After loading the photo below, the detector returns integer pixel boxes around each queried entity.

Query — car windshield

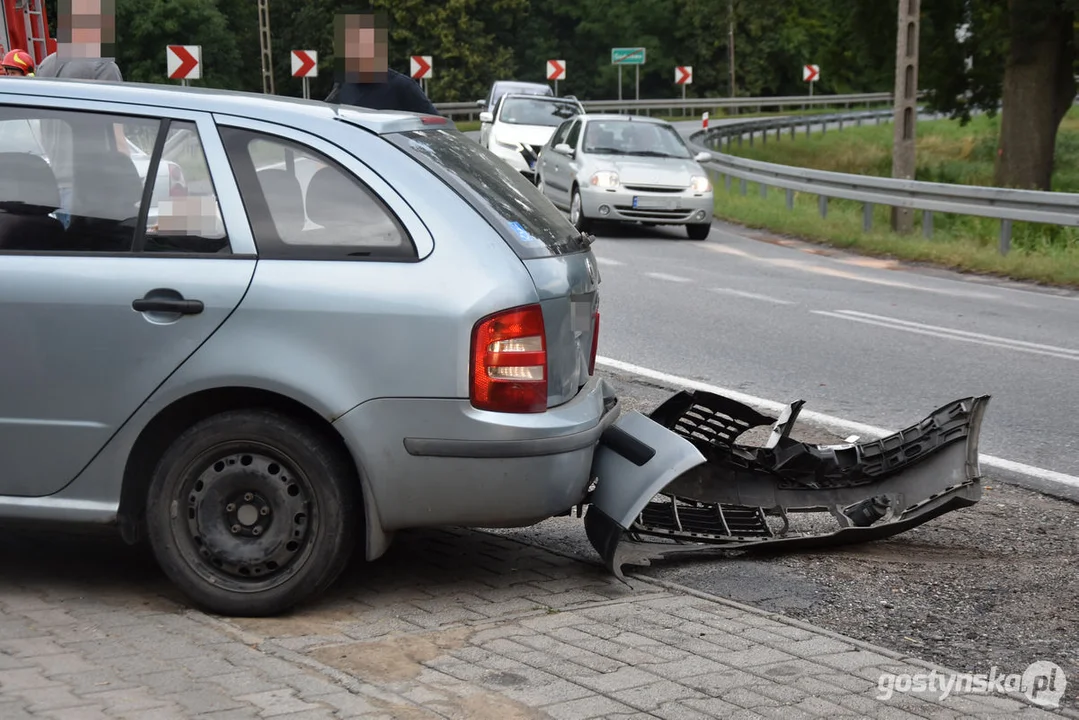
[499,98,581,127]
[582,120,692,159]
[387,128,589,259]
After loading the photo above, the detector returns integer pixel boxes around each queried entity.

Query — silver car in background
[535,114,716,240]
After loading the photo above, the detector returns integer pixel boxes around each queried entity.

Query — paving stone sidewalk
[0,526,1072,720]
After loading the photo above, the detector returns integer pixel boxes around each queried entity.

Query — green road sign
[611,47,646,65]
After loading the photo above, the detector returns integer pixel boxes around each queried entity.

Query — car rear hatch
[384,125,598,408]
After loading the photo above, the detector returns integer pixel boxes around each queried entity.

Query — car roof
[578,113,671,124]
[500,93,581,104]
[492,81,551,92]
[0,77,450,135]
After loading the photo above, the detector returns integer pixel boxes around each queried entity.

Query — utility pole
[891,0,919,233]
[728,0,736,97]
[258,0,274,95]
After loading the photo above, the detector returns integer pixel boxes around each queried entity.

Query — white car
[479,94,584,183]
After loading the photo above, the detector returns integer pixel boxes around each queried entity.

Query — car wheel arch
[117,386,390,561]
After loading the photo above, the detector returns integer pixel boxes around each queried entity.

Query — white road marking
[645,272,693,283]
[710,288,795,305]
[700,244,1002,300]
[596,355,1079,493]
[815,310,1079,362]
[594,256,624,266]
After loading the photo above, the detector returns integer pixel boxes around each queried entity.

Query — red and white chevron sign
[166,45,201,80]
[410,55,432,80]
[803,64,820,82]
[546,59,565,81]
[675,66,692,85]
[291,50,318,78]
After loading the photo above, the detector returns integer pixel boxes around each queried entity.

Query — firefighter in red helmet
[2,50,36,76]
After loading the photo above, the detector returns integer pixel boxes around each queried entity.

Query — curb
[483,528,1079,718]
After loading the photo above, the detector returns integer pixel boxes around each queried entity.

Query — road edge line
[597,356,1079,502]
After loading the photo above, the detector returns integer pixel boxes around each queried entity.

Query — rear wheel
[570,187,592,233]
[686,222,711,240]
[145,409,358,617]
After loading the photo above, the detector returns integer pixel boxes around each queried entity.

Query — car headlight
[590,171,619,188]
[690,175,712,192]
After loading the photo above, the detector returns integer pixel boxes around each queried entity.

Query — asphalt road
[588,222,1079,479]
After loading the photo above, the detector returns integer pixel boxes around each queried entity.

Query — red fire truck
[0,0,56,67]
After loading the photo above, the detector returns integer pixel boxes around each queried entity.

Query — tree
[921,0,1078,190]
[115,0,243,90]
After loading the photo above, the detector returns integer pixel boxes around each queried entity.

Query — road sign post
[410,55,432,96]
[291,50,318,99]
[167,45,201,86]
[611,47,646,104]
[675,65,692,104]
[803,64,820,96]
[546,59,565,96]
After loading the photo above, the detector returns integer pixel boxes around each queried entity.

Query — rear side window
[387,128,589,259]
[218,127,415,261]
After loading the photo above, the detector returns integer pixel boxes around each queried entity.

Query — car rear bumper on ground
[332,374,621,532]
[581,185,714,225]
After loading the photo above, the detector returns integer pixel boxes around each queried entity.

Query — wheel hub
[183,451,312,581]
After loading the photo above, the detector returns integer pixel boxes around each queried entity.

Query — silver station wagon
[0,78,992,618]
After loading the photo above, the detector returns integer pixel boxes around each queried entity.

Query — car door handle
[132,297,204,315]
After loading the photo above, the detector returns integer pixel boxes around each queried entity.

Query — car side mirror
[479,111,493,123]
[476,99,485,107]
[694,151,713,163]
[555,143,574,156]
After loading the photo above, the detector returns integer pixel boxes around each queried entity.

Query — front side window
[564,120,582,150]
[0,105,159,253]
[218,127,414,260]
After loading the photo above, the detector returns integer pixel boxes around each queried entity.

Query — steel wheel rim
[172,442,319,593]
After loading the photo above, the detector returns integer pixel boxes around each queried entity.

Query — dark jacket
[326,68,439,116]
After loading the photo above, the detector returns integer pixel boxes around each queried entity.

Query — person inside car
[324,11,439,116]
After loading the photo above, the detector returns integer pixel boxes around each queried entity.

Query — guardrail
[687,110,1079,255]
[434,91,894,120]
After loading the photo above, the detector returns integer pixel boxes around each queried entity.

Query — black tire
[145,409,359,617]
[686,222,711,240]
[570,187,592,233]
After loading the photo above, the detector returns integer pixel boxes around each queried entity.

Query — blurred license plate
[633,196,674,209]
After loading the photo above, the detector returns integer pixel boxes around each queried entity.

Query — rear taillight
[470,304,547,413]
[589,311,599,375]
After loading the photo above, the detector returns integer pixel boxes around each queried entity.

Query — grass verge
[710,108,1079,288]
[708,175,1079,288]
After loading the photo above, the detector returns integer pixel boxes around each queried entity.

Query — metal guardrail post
[786,189,794,209]
[740,178,747,195]
[819,195,828,218]
[923,211,933,238]
[863,203,873,231]
[1000,220,1012,255]
[760,182,768,199]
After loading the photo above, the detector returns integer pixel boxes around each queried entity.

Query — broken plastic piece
[584,390,991,579]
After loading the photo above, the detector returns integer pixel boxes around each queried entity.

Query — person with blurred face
[325,12,439,115]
